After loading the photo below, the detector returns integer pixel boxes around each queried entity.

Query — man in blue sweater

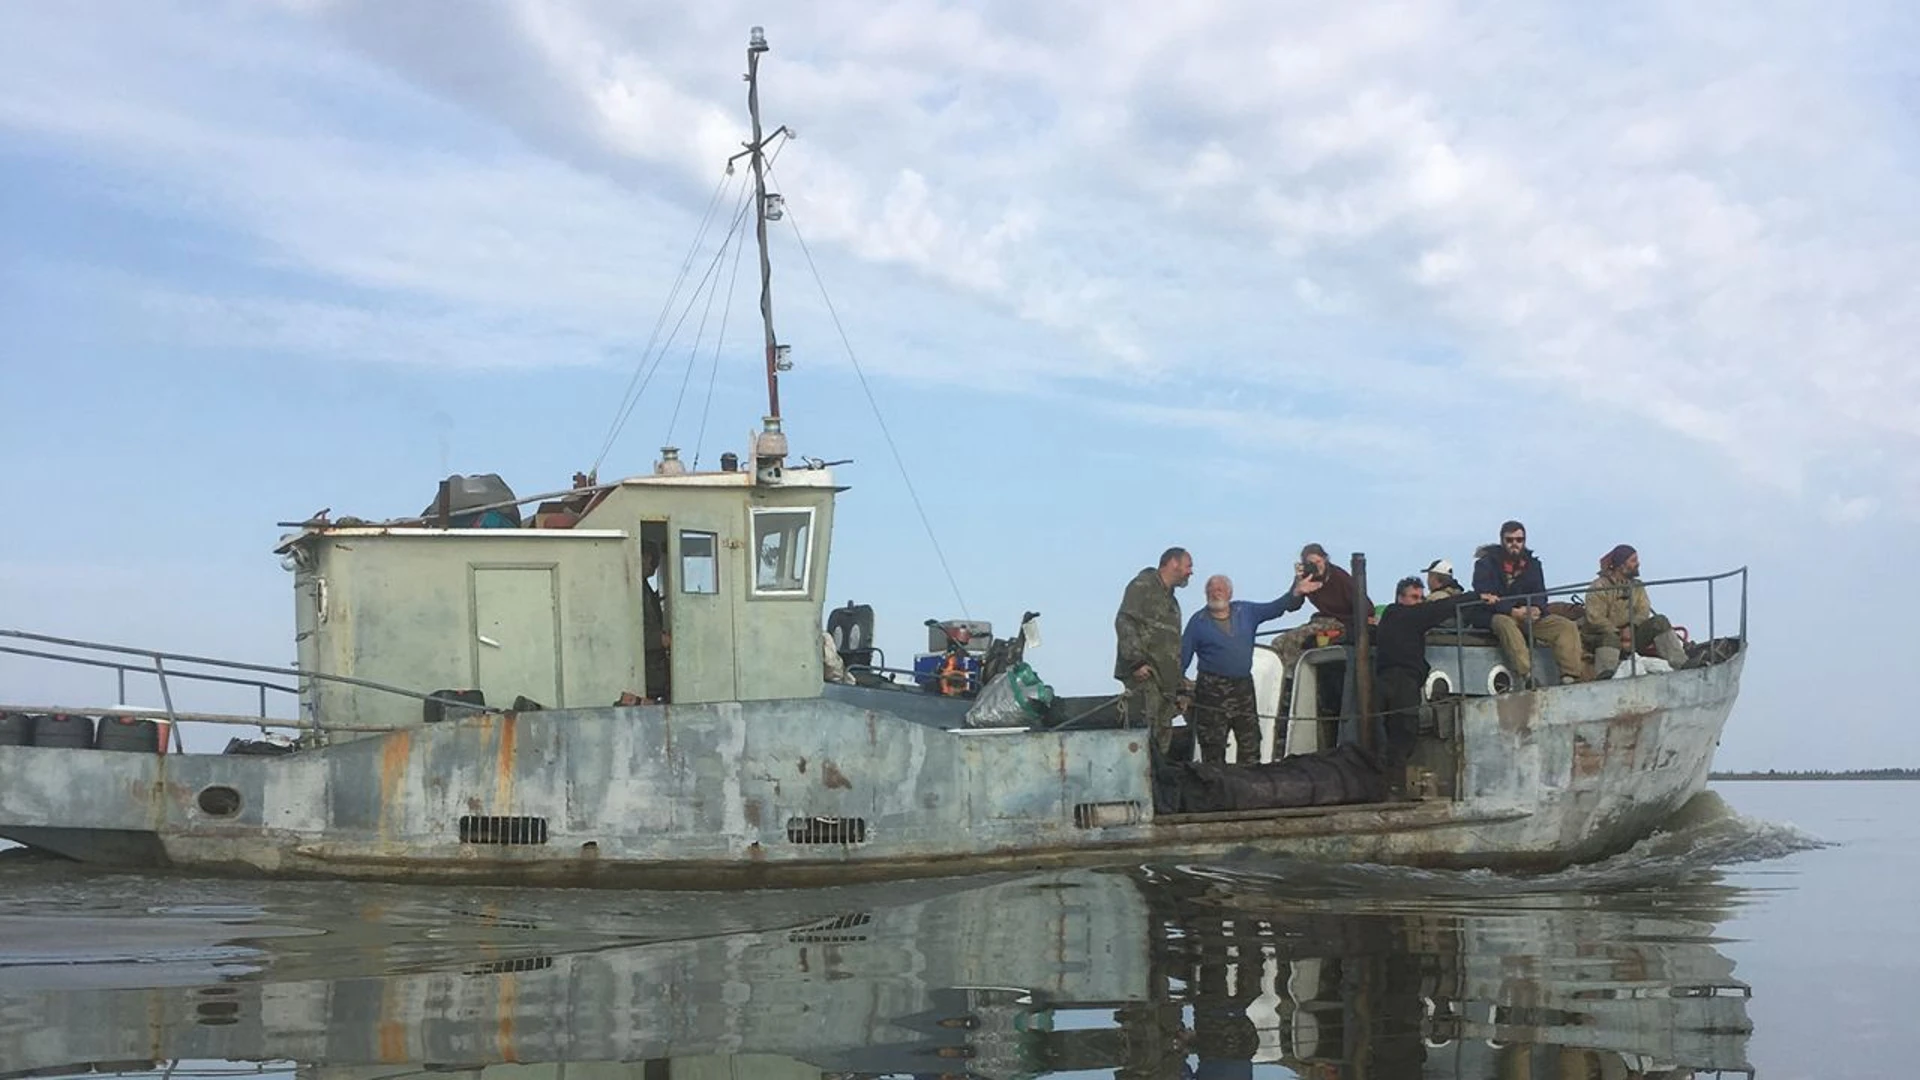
[1180,572,1323,764]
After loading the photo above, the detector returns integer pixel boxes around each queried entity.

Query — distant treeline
[1712,768,1920,781]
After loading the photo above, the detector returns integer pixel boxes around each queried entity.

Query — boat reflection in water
[0,862,1751,1079]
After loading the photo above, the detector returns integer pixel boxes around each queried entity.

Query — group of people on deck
[1113,519,1697,770]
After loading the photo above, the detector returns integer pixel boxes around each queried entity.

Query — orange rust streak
[378,730,413,838]
[377,1020,407,1063]
[1572,734,1606,779]
[494,713,518,811]
[377,970,407,1061]
[497,975,519,1062]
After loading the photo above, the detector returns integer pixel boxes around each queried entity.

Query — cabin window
[751,507,814,596]
[679,531,719,594]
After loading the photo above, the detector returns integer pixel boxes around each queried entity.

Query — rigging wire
[594,137,791,475]
[666,192,737,443]
[766,159,971,619]
[595,175,752,472]
[592,168,734,474]
[693,209,750,470]
[595,167,744,466]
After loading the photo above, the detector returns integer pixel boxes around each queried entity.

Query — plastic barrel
[34,713,96,749]
[96,714,161,753]
[0,711,32,746]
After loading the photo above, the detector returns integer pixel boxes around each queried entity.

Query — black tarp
[1155,743,1390,814]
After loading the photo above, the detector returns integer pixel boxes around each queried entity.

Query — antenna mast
[746,26,781,420]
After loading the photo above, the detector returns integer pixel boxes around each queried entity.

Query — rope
[1047,692,1129,730]
[766,159,970,618]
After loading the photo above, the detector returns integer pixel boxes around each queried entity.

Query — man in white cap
[1424,559,1465,600]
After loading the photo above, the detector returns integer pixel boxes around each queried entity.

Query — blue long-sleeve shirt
[1180,591,1308,678]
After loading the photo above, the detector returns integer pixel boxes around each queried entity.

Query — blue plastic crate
[912,652,980,694]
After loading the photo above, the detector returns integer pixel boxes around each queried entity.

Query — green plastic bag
[1006,661,1055,721]
[964,661,1055,728]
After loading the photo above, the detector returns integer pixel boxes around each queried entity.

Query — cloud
[2,0,1917,512]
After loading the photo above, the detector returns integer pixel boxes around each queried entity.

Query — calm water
[0,781,1908,1079]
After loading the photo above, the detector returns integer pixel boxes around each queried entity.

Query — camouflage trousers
[1584,614,1688,675]
[1119,678,1179,756]
[1190,671,1260,764]
[1269,616,1347,679]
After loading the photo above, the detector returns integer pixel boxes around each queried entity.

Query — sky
[1,1,1915,769]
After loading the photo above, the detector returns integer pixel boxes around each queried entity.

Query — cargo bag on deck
[1155,743,1389,814]
[963,662,1055,728]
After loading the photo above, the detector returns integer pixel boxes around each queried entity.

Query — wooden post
[1351,552,1375,755]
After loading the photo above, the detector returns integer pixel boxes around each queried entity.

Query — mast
[746,26,780,420]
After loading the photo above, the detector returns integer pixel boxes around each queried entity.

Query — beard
[1207,598,1230,614]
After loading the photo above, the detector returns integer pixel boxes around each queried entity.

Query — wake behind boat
[0,28,1747,887]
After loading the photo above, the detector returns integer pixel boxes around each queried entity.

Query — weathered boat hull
[0,654,1740,884]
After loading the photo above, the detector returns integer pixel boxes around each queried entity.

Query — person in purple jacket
[1180,571,1323,764]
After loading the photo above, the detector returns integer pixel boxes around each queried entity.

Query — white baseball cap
[1422,558,1454,577]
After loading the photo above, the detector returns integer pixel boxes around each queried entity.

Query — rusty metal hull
[0,655,1741,884]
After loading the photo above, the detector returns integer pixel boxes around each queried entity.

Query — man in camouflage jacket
[1114,547,1193,754]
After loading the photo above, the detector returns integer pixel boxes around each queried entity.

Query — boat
[0,27,1748,886]
[0,864,1753,1078]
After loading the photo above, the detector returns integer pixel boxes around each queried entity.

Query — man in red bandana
[1583,544,1691,676]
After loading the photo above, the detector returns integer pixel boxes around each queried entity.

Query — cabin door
[671,526,736,702]
[470,565,563,709]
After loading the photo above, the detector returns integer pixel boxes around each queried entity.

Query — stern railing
[0,628,499,745]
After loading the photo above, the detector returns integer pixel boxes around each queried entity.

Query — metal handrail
[1451,565,1750,614]
[0,703,397,734]
[1253,566,1749,700]
[1439,566,1749,691]
[0,644,300,698]
[1255,567,1749,633]
[0,628,498,736]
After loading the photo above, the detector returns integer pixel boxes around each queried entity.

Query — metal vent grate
[789,912,873,944]
[458,815,549,845]
[1073,801,1143,828]
[463,956,555,976]
[786,816,868,844]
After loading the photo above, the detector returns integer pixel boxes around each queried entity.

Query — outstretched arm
[1471,559,1517,614]
[1415,590,1489,633]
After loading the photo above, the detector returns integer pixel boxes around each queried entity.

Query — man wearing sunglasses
[1470,520,1586,688]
